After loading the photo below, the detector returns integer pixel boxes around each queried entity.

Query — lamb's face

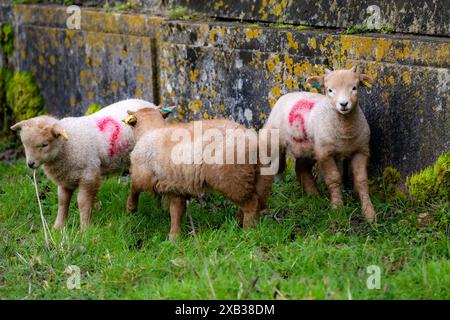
[11,118,67,169]
[324,69,360,115]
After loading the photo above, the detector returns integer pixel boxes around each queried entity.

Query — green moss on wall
[369,166,407,202]
[85,103,102,115]
[1,67,13,131]
[406,152,450,204]
[6,71,45,122]
[0,23,14,59]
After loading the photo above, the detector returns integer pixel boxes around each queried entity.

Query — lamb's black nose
[27,161,35,169]
[340,102,349,107]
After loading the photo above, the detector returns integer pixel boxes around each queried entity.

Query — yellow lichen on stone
[189,100,202,113]
[135,88,142,97]
[286,32,298,51]
[245,29,263,40]
[137,73,144,84]
[402,70,412,85]
[310,37,317,49]
[271,86,281,98]
[190,70,199,82]
[214,0,224,10]
[266,54,280,73]
[111,80,118,95]
[388,75,395,86]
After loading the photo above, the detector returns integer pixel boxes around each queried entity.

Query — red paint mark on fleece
[96,117,122,158]
[288,100,315,144]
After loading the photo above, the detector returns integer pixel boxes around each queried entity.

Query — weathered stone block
[160,20,450,176]
[10,5,162,116]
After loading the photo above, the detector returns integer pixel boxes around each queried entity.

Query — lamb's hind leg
[54,186,74,229]
[295,158,319,195]
[239,194,260,228]
[77,176,100,231]
[169,196,186,241]
[351,153,376,222]
[127,167,153,213]
[127,182,141,214]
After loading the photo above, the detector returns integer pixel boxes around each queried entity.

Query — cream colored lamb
[264,66,376,222]
[11,99,156,230]
[124,107,273,241]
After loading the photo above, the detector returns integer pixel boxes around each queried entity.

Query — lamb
[264,66,376,222]
[11,99,156,230]
[123,107,272,241]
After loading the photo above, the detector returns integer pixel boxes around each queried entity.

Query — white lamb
[11,99,156,229]
[264,66,376,222]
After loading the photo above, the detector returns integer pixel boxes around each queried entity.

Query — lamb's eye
[41,143,48,148]
[352,86,357,90]
[328,89,333,93]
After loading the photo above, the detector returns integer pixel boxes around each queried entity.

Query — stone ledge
[171,0,450,37]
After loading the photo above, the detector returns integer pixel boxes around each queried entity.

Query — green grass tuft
[0,160,448,299]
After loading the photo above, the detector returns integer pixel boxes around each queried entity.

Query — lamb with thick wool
[124,107,272,241]
[264,66,376,222]
[11,99,156,230]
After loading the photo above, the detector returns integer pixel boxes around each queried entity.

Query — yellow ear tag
[361,80,373,89]
[61,130,69,141]
[124,114,136,125]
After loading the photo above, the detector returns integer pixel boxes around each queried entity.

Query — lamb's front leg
[169,196,186,241]
[318,155,343,208]
[54,186,74,229]
[351,153,376,222]
[77,177,100,230]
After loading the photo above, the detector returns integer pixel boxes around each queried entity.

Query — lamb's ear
[127,110,135,116]
[51,123,69,141]
[10,120,27,132]
[306,75,324,86]
[360,73,374,88]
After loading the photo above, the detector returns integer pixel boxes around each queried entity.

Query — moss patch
[85,103,102,115]
[0,67,13,132]
[406,152,450,204]
[369,166,407,202]
[6,71,45,122]
[0,23,14,59]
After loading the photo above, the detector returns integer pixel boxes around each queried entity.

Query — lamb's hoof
[331,200,343,209]
[80,222,90,232]
[169,233,179,242]
[127,206,137,214]
[363,208,377,223]
[53,222,63,230]
[127,200,138,214]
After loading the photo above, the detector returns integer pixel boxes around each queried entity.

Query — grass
[0,159,449,299]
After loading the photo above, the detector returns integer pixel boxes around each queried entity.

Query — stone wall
[1,2,449,177]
